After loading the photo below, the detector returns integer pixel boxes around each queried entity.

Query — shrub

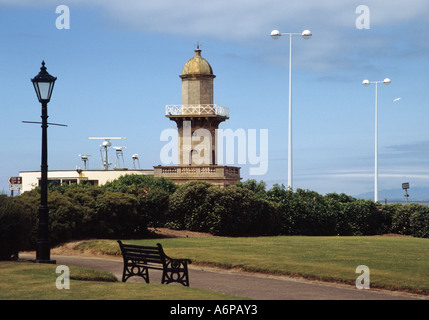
[167,181,216,231]
[167,182,281,236]
[6,177,429,246]
[235,179,267,199]
[325,192,356,203]
[103,174,177,195]
[335,200,384,236]
[208,186,255,236]
[409,205,429,238]
[104,174,175,229]
[48,190,87,245]
[266,184,296,235]
[45,186,105,245]
[92,191,141,238]
[376,203,399,234]
[243,197,282,236]
[266,186,337,236]
[14,183,150,244]
[389,203,418,235]
[0,195,34,260]
[293,189,336,236]
[137,186,170,227]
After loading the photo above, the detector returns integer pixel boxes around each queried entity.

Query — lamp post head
[383,78,391,85]
[270,30,281,40]
[362,79,370,87]
[301,30,312,39]
[31,61,57,103]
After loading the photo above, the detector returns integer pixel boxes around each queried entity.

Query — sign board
[10,184,22,191]
[8,177,22,191]
[8,177,22,185]
[402,182,410,190]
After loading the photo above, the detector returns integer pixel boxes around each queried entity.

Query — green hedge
[1,176,429,260]
[166,182,281,236]
[385,203,429,237]
[5,175,174,255]
[166,181,428,238]
[0,195,34,260]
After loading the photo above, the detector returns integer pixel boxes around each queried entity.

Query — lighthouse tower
[154,47,241,187]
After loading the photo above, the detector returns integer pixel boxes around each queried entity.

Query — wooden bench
[117,240,192,286]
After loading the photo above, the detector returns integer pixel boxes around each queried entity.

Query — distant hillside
[355,187,429,203]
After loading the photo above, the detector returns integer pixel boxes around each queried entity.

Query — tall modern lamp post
[362,78,391,203]
[31,61,57,264]
[271,29,312,190]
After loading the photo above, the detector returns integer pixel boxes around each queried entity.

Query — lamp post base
[35,259,57,264]
[36,205,54,264]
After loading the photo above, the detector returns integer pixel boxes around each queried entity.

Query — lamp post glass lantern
[270,29,311,190]
[31,61,57,264]
[32,61,57,102]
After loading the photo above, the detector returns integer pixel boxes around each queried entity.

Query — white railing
[157,165,240,177]
[166,104,229,117]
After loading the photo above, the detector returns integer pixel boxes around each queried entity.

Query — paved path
[20,254,427,300]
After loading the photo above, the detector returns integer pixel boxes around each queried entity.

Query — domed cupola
[180,46,215,106]
[180,46,214,77]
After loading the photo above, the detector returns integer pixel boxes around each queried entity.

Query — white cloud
[2,0,429,72]
[94,0,429,36]
[4,0,428,38]
[94,0,429,72]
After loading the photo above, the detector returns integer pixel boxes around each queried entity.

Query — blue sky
[1,0,429,198]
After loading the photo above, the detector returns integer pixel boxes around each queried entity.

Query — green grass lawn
[73,235,429,294]
[0,261,245,300]
[7,235,429,299]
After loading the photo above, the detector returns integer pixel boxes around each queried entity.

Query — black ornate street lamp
[31,61,57,264]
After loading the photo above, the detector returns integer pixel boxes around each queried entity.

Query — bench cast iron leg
[162,269,189,286]
[122,264,150,283]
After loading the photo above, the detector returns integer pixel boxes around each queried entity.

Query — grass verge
[0,261,246,300]
[71,236,429,295]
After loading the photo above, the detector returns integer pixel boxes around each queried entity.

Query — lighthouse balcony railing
[166,105,229,118]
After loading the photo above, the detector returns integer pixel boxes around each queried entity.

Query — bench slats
[124,250,163,257]
[127,256,164,264]
[121,246,160,253]
[122,245,159,250]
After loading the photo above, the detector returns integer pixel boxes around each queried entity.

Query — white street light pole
[362,78,391,203]
[271,29,311,191]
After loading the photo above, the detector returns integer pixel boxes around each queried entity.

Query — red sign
[8,177,22,185]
